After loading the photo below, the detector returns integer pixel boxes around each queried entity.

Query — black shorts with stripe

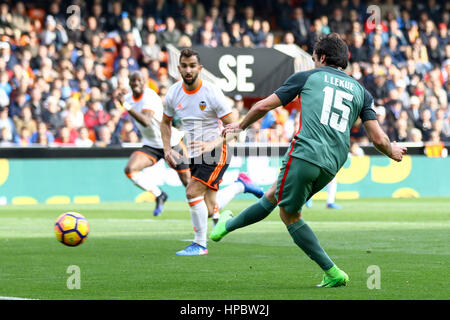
[190,144,231,191]
[136,142,190,172]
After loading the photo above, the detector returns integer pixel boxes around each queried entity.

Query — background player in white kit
[161,48,254,256]
[118,71,190,216]
[118,71,263,219]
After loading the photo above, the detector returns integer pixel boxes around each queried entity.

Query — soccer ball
[54,212,89,246]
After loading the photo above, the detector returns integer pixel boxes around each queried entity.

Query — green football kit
[274,66,377,213]
[211,65,378,286]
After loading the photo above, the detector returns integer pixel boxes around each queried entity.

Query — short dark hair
[179,48,200,64]
[313,33,349,69]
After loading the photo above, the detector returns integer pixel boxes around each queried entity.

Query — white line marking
[0,296,39,300]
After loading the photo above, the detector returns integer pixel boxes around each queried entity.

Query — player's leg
[326,177,341,209]
[277,157,348,287]
[210,180,277,242]
[173,142,191,187]
[124,150,168,216]
[176,169,191,187]
[215,173,264,211]
[204,188,217,217]
[176,178,209,255]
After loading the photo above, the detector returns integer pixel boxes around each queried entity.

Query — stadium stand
[0,0,448,148]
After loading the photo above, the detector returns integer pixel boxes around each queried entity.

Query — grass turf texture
[0,198,449,300]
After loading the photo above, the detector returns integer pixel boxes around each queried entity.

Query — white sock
[216,181,245,210]
[327,178,337,204]
[129,171,162,197]
[188,197,208,247]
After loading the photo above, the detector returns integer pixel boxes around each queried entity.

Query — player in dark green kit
[211,33,407,287]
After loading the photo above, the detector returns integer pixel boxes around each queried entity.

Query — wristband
[122,101,132,111]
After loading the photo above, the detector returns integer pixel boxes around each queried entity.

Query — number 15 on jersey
[320,86,353,133]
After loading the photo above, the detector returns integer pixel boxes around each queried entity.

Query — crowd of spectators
[0,0,449,153]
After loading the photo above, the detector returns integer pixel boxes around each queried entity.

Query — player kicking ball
[211,33,407,287]
[118,71,191,216]
[161,48,252,256]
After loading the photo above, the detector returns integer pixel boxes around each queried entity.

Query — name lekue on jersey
[324,74,355,92]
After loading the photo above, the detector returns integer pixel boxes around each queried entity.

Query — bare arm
[363,119,407,161]
[161,114,179,168]
[160,114,173,153]
[127,108,154,127]
[116,90,154,127]
[239,93,283,130]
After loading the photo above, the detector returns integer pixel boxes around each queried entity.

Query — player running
[161,48,252,256]
[211,33,407,287]
[118,71,190,216]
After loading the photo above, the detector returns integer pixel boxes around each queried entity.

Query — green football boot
[317,265,349,288]
[210,210,233,242]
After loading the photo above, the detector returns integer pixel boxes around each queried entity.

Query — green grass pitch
[0,198,449,300]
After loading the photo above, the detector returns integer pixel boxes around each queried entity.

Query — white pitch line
[0,296,39,300]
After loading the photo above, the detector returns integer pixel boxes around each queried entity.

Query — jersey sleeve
[360,88,377,122]
[143,91,162,112]
[163,88,175,118]
[212,86,232,119]
[274,71,312,106]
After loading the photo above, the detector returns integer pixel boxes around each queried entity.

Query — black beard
[183,74,197,85]
[132,87,143,96]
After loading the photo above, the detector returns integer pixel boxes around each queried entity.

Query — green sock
[225,196,277,232]
[287,219,334,271]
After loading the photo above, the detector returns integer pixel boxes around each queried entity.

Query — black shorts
[189,144,231,191]
[136,142,190,173]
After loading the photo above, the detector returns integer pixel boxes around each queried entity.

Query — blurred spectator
[229,21,242,46]
[114,45,139,73]
[410,128,423,143]
[142,33,162,64]
[106,0,123,32]
[84,100,110,130]
[158,16,181,49]
[406,96,422,127]
[290,7,310,47]
[41,95,64,133]
[0,0,447,149]
[437,24,449,47]
[94,125,115,147]
[31,121,54,144]
[394,118,410,142]
[75,126,93,147]
[329,7,351,36]
[14,105,37,134]
[247,19,265,47]
[53,126,75,146]
[119,16,143,48]
[417,108,434,141]
[61,98,84,129]
[349,33,369,63]
[17,127,32,146]
[196,16,220,47]
[0,105,16,137]
[41,16,68,51]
